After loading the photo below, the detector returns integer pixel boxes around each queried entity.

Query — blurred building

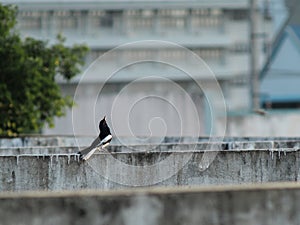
[261,1,300,109]
[4,0,274,136]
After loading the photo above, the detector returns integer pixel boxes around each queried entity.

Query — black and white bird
[78,116,112,161]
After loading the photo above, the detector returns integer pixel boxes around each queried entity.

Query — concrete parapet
[2,138,300,155]
[0,136,93,148]
[2,136,300,147]
[0,148,299,191]
[0,182,299,225]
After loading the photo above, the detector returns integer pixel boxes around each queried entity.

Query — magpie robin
[78,116,112,161]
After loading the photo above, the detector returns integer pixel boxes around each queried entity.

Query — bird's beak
[103,116,106,120]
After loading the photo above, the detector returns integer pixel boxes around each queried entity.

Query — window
[191,9,210,16]
[18,11,42,29]
[90,10,122,29]
[159,9,187,29]
[89,10,103,27]
[225,9,248,20]
[159,9,187,16]
[55,11,78,30]
[160,17,185,29]
[125,10,154,30]
[100,14,113,28]
[192,48,223,60]
[190,9,222,27]
[232,43,249,53]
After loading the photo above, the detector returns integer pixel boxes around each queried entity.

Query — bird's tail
[77,136,101,161]
[78,135,112,161]
[79,147,98,161]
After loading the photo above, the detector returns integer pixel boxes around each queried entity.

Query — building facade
[4,0,274,137]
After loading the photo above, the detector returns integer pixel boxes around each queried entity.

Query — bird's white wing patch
[98,134,112,146]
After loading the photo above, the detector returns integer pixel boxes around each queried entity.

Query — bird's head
[99,116,107,129]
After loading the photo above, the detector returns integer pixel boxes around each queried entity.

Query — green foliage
[0,4,89,136]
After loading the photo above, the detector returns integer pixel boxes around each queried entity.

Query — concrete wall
[0,136,299,224]
[0,148,299,191]
[0,183,299,225]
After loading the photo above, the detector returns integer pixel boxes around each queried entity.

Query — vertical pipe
[250,0,260,110]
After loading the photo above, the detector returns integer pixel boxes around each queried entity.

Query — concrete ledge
[0,136,94,148]
[1,139,300,155]
[0,149,299,191]
[2,136,300,147]
[0,182,299,225]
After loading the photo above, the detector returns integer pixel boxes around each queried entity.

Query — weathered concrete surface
[2,136,300,147]
[0,136,94,148]
[2,138,300,155]
[0,136,200,147]
[0,149,299,191]
[0,183,300,225]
